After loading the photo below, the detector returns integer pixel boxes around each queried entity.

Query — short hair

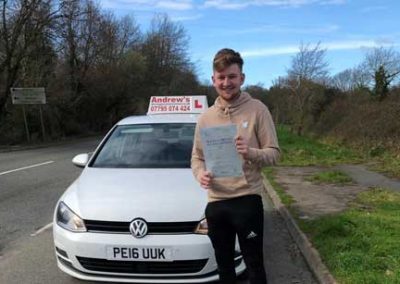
[213,48,244,72]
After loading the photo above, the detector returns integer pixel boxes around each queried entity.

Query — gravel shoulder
[274,166,367,219]
[274,165,400,220]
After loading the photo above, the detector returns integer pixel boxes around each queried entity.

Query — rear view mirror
[72,153,90,168]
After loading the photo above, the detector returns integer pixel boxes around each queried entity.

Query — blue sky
[99,0,400,87]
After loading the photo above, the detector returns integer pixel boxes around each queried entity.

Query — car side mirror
[72,153,90,168]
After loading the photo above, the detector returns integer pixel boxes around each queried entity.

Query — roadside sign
[11,87,47,142]
[147,96,208,115]
[11,88,46,105]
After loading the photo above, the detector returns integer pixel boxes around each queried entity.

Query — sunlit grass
[305,170,353,185]
[276,125,400,178]
[276,125,361,166]
[300,188,400,284]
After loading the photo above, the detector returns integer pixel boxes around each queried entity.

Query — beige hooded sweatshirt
[191,92,280,202]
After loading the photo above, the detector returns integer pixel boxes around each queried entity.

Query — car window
[91,123,195,168]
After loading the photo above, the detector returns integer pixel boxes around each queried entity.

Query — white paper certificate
[200,124,243,178]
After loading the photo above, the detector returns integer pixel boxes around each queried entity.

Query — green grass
[277,125,361,166]
[369,152,400,179]
[300,188,400,284]
[263,167,295,207]
[277,125,400,178]
[268,127,400,283]
[305,170,353,185]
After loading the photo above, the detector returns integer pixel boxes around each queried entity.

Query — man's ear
[240,73,245,85]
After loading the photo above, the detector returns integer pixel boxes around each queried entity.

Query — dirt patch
[274,166,368,219]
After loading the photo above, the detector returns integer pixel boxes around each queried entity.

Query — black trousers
[205,194,267,284]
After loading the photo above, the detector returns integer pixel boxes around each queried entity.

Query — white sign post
[11,88,47,142]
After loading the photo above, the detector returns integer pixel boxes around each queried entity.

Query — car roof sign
[147,96,208,115]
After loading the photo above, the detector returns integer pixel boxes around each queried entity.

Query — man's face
[212,64,245,101]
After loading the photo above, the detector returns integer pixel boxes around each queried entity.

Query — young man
[191,48,280,284]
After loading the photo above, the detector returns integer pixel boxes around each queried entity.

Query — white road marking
[0,161,54,176]
[31,222,53,237]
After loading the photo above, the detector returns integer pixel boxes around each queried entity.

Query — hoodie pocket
[211,174,249,193]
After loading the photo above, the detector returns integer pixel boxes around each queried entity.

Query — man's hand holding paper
[235,135,250,160]
[198,170,213,189]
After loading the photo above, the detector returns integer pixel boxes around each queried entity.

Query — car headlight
[56,202,86,232]
[194,218,208,234]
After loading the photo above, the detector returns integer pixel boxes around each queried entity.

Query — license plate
[106,246,173,261]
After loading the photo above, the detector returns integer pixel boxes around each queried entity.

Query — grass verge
[368,152,400,179]
[305,170,353,185]
[278,125,400,178]
[300,188,400,284]
[267,126,400,283]
[263,167,294,207]
[277,125,361,166]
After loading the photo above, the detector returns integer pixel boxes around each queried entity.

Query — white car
[53,96,246,283]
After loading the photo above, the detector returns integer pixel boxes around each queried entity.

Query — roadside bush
[307,91,400,154]
[334,96,400,151]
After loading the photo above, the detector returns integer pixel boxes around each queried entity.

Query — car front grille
[84,220,198,234]
[77,257,208,274]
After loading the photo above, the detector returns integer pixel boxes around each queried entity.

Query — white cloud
[241,40,398,58]
[320,0,346,5]
[100,0,194,11]
[156,1,194,10]
[202,0,346,10]
[101,0,346,11]
[360,5,388,13]
[171,14,204,22]
[220,24,339,35]
[242,46,299,57]
[203,0,249,10]
[325,40,396,50]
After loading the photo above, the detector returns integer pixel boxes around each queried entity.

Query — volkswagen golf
[53,96,246,283]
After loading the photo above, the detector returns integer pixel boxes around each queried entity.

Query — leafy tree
[373,65,389,101]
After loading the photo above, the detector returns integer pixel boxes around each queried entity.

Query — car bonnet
[62,168,207,222]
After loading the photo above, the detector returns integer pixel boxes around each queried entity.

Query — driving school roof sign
[147,96,208,115]
[11,87,46,105]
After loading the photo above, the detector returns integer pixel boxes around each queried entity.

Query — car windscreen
[91,123,195,168]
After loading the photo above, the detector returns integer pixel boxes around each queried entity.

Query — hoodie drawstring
[223,106,232,122]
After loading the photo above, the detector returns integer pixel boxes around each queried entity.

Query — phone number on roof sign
[150,105,191,112]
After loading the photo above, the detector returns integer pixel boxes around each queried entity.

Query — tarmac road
[0,138,316,284]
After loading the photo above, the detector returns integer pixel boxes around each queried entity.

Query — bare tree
[284,42,329,135]
[141,14,192,97]
[54,0,145,132]
[117,15,141,56]
[288,42,329,82]
[57,0,103,96]
[0,0,58,117]
[331,69,354,92]
[331,67,370,93]
[0,2,199,142]
[92,13,141,66]
[351,65,370,90]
